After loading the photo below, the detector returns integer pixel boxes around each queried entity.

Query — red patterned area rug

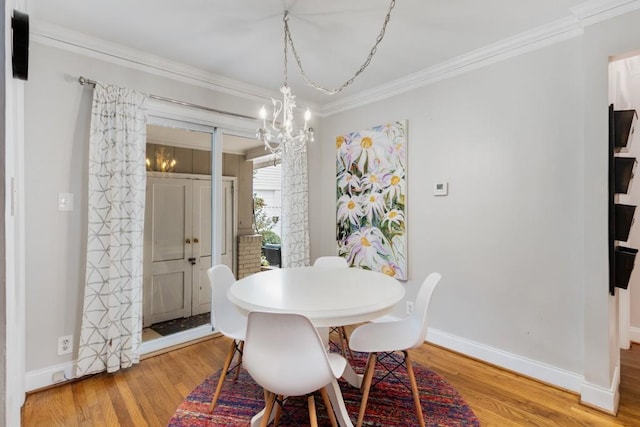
[168,352,480,426]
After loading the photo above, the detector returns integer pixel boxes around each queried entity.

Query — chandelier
[146,146,177,172]
[257,1,397,156]
[257,80,314,156]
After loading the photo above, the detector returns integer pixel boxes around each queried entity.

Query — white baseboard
[580,367,620,414]
[139,324,214,355]
[630,326,640,343]
[25,361,75,392]
[427,328,619,413]
[427,328,584,392]
[26,324,215,392]
[27,325,622,414]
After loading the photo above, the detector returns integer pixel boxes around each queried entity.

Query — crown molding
[320,16,582,116]
[321,0,640,116]
[30,20,282,105]
[571,0,640,26]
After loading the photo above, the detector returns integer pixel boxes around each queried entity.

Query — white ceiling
[28,0,594,107]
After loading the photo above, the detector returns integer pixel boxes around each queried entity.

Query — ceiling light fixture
[257,0,397,156]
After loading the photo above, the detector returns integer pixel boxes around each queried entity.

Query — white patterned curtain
[76,82,147,377]
[281,143,311,267]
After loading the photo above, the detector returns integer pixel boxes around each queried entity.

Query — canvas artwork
[336,120,408,280]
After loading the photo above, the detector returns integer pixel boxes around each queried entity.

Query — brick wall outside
[237,234,262,279]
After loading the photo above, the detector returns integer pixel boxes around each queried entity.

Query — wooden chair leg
[320,387,339,427]
[308,395,318,427]
[345,327,355,361]
[210,338,236,412]
[356,352,377,427]
[328,327,340,354]
[234,340,244,380]
[273,395,283,427]
[261,392,276,427]
[337,328,348,359]
[404,350,425,427]
[338,327,354,361]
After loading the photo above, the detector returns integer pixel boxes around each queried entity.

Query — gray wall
[320,38,585,372]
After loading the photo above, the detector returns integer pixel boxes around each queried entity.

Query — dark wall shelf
[615,246,638,289]
[614,157,636,194]
[615,204,636,241]
[614,110,637,148]
[609,105,639,294]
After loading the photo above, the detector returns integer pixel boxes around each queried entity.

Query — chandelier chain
[257,3,397,156]
[283,0,396,96]
[283,11,289,87]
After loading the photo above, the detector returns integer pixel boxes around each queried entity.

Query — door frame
[141,99,256,355]
[221,176,238,275]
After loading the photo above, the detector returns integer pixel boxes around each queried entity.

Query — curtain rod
[77,76,258,121]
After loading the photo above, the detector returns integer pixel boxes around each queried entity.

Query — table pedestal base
[249,377,355,427]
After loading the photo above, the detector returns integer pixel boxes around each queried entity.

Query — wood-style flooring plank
[125,363,173,427]
[77,377,107,427]
[22,335,640,427]
[96,375,126,427]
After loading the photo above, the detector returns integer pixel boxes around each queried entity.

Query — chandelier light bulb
[259,105,267,128]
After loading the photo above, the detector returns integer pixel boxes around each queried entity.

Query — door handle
[188,257,196,265]
[193,238,199,243]
[186,238,191,244]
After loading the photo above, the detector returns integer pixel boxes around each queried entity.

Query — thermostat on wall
[434,182,448,196]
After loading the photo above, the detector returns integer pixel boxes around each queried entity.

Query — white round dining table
[228,266,405,327]
[228,265,405,427]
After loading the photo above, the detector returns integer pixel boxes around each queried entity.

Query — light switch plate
[58,193,74,211]
[434,182,448,196]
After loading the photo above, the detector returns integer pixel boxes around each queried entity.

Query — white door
[144,177,193,326]
[192,179,212,316]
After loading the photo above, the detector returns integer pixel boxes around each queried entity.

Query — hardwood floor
[22,336,640,426]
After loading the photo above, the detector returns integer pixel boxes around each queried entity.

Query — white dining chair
[349,272,442,427]
[312,256,354,361]
[208,264,247,413]
[243,311,347,427]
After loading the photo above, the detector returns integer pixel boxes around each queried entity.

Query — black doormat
[150,312,211,336]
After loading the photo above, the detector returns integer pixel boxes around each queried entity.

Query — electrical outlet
[406,301,414,315]
[57,335,73,355]
[52,371,66,383]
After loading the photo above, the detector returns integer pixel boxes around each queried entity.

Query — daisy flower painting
[336,121,408,280]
